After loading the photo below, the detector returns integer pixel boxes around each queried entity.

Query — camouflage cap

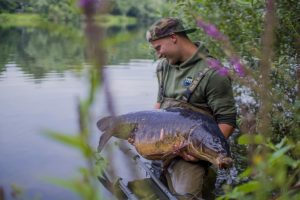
[146,17,196,42]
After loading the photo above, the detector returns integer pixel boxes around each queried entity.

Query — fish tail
[97,116,113,131]
[97,131,112,152]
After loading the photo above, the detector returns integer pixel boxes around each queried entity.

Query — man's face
[150,35,179,65]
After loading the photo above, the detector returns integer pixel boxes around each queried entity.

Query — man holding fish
[145,17,236,199]
[97,17,236,200]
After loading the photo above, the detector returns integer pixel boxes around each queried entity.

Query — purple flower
[229,57,245,77]
[206,58,223,69]
[79,0,93,8]
[217,67,229,76]
[79,0,98,14]
[196,19,206,28]
[196,19,227,41]
[206,58,229,76]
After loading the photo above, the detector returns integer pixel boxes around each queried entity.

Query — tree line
[0,0,167,22]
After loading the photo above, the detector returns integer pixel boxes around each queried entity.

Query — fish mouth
[216,157,233,169]
[187,144,233,169]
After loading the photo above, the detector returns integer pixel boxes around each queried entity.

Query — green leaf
[45,177,100,200]
[275,137,288,149]
[265,141,276,151]
[10,184,24,199]
[44,131,84,149]
[280,155,300,169]
[238,134,264,145]
[235,0,252,6]
[254,135,264,144]
[268,145,294,164]
[239,167,253,178]
[234,181,260,194]
[238,134,251,144]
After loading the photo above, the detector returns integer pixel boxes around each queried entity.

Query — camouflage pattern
[146,17,196,42]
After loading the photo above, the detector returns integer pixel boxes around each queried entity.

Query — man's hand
[172,141,200,162]
[128,137,134,145]
[177,150,199,162]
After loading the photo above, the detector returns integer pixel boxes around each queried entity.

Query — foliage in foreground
[4,0,297,199]
[44,1,108,199]
[165,0,300,199]
[218,136,300,200]
[43,0,299,199]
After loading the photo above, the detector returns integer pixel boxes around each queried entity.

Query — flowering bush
[167,0,300,199]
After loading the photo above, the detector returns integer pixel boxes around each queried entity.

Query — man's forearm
[218,123,235,139]
[154,102,161,109]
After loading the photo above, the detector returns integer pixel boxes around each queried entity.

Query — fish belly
[134,134,186,160]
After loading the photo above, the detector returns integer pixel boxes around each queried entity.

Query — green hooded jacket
[156,42,236,127]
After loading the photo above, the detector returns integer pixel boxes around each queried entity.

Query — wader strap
[161,98,214,119]
[182,68,210,102]
[157,68,164,101]
[157,61,168,102]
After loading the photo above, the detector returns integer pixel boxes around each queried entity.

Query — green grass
[0,13,137,28]
[94,14,137,27]
[0,13,45,28]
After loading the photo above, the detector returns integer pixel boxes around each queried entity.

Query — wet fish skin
[97,107,232,168]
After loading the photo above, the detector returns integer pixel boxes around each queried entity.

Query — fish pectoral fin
[97,131,112,152]
[144,153,165,160]
[161,144,188,160]
[161,153,178,161]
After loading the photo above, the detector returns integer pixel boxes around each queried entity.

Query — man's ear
[170,34,177,43]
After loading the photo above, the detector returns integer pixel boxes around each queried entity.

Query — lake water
[0,25,248,200]
[0,26,157,199]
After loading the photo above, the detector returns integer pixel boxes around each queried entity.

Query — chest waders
[156,66,218,200]
[157,66,214,119]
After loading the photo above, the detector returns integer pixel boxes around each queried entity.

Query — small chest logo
[183,76,193,87]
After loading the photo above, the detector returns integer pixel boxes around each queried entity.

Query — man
[146,17,236,199]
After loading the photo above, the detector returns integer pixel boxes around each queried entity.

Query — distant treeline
[0,0,167,22]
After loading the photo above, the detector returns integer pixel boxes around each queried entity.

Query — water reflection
[0,27,85,80]
[0,25,156,200]
[0,25,152,80]
[0,62,87,200]
[0,25,246,200]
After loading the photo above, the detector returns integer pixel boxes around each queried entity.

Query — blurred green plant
[166,0,299,140]
[10,184,24,200]
[165,0,300,199]
[1,0,298,199]
[167,2,299,140]
[42,0,109,199]
[44,129,106,199]
[218,136,300,200]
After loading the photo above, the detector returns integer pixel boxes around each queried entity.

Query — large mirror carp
[97,107,233,169]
